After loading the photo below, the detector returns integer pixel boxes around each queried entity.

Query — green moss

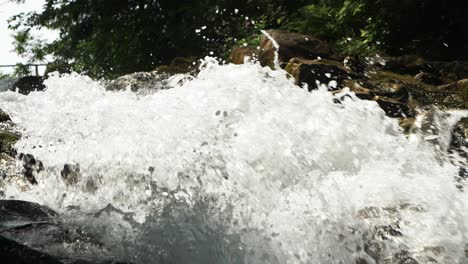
[0,132,20,156]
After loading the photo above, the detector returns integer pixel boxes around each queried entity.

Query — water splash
[260,30,280,69]
[0,59,467,263]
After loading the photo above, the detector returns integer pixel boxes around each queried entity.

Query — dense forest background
[8,0,468,78]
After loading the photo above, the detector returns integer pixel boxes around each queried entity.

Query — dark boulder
[0,109,11,122]
[0,235,63,264]
[0,200,56,224]
[11,76,46,95]
[343,56,367,76]
[381,55,431,75]
[428,61,468,84]
[285,57,361,91]
[0,200,133,264]
[18,153,44,185]
[0,200,61,254]
[414,72,443,85]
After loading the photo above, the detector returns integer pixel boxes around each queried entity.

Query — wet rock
[11,76,46,95]
[399,118,416,133]
[343,71,467,118]
[382,55,430,75]
[0,200,57,224]
[0,131,20,157]
[230,46,257,64]
[0,201,133,264]
[0,77,18,92]
[0,200,62,250]
[428,60,468,83]
[414,72,443,85]
[449,118,468,187]
[384,250,419,264]
[61,163,80,186]
[355,258,370,264]
[285,57,360,90]
[344,56,367,75]
[0,109,11,122]
[259,29,341,68]
[153,57,197,75]
[105,72,168,92]
[374,96,413,118]
[18,153,44,185]
[340,72,414,117]
[0,235,63,264]
[450,118,468,151]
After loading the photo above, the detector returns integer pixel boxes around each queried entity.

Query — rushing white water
[0,58,467,263]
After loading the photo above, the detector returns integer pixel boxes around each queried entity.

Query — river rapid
[0,58,467,263]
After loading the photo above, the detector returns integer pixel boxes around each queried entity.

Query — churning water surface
[0,58,467,263]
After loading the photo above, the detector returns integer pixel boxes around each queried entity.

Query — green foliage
[283,0,468,59]
[9,0,286,78]
[0,73,10,80]
[13,63,31,77]
[8,0,468,78]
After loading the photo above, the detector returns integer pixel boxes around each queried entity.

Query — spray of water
[0,58,467,263]
[260,30,280,69]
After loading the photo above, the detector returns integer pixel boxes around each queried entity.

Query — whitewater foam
[0,59,466,263]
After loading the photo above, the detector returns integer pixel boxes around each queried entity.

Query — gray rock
[105,72,171,92]
[0,77,18,92]
[0,235,63,264]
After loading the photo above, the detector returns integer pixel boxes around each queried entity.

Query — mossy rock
[399,118,416,133]
[342,70,467,118]
[0,132,20,157]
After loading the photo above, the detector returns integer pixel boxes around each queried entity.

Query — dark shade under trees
[8,0,468,78]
